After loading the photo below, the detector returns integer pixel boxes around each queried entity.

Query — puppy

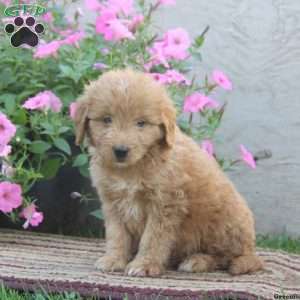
[74,69,264,277]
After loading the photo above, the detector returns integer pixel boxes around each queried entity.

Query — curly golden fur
[74,69,264,277]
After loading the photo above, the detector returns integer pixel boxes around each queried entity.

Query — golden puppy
[74,69,264,277]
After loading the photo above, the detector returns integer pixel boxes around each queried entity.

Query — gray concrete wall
[157,0,300,236]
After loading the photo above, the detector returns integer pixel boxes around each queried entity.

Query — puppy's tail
[228,254,264,275]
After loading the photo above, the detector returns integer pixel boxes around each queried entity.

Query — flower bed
[0,0,256,232]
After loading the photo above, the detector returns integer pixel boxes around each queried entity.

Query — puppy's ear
[161,103,176,148]
[74,100,89,145]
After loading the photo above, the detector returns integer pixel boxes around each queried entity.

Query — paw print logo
[4,16,45,47]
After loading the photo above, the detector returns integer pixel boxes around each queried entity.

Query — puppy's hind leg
[228,254,264,275]
[178,254,224,273]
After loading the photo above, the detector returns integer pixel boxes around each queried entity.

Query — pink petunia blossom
[21,204,44,229]
[0,145,11,157]
[69,102,78,120]
[33,41,62,59]
[212,70,233,90]
[61,31,85,47]
[96,9,134,41]
[147,28,191,68]
[0,113,16,147]
[151,70,190,85]
[163,28,191,60]
[22,91,62,113]
[157,0,176,5]
[150,72,168,84]
[95,8,117,36]
[128,14,144,32]
[0,182,22,213]
[148,41,169,68]
[84,0,102,11]
[107,0,133,16]
[201,140,214,157]
[164,70,191,85]
[240,144,256,169]
[41,12,54,23]
[183,93,219,113]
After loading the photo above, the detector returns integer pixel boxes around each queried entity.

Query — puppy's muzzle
[113,145,130,162]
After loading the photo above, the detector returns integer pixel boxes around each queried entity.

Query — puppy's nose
[113,145,129,161]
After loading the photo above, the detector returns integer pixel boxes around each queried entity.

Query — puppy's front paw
[125,258,164,277]
[95,255,127,272]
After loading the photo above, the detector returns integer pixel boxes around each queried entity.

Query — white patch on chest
[110,179,144,222]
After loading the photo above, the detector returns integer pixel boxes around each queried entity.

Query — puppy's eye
[137,120,146,128]
[103,116,112,124]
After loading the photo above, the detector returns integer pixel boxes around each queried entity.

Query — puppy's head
[74,69,176,168]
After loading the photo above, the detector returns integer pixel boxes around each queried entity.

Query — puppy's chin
[113,161,130,168]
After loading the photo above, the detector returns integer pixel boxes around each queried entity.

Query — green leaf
[90,209,104,220]
[59,64,74,77]
[0,93,16,115]
[58,126,70,134]
[194,36,205,48]
[73,153,88,167]
[29,141,52,154]
[79,165,90,178]
[0,93,11,102]
[4,96,16,115]
[40,158,61,179]
[54,138,71,155]
[40,122,55,134]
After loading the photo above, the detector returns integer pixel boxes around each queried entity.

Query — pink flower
[163,28,191,60]
[212,70,233,90]
[69,102,78,120]
[157,0,176,5]
[183,93,219,113]
[201,140,214,157]
[151,70,190,85]
[93,62,109,70]
[58,29,74,37]
[128,14,144,32]
[84,0,102,10]
[95,8,117,35]
[107,0,133,16]
[21,204,44,229]
[0,145,11,157]
[165,70,191,85]
[22,91,62,113]
[147,28,191,68]
[0,0,12,5]
[42,12,54,23]
[0,113,16,147]
[240,144,256,169]
[148,41,169,68]
[34,41,61,59]
[61,31,85,47]
[0,182,22,213]
[96,9,134,42]
[101,48,110,55]
[151,73,168,84]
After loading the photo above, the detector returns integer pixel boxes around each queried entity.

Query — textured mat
[0,230,299,300]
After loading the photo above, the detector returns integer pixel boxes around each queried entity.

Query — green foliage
[257,234,300,254]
